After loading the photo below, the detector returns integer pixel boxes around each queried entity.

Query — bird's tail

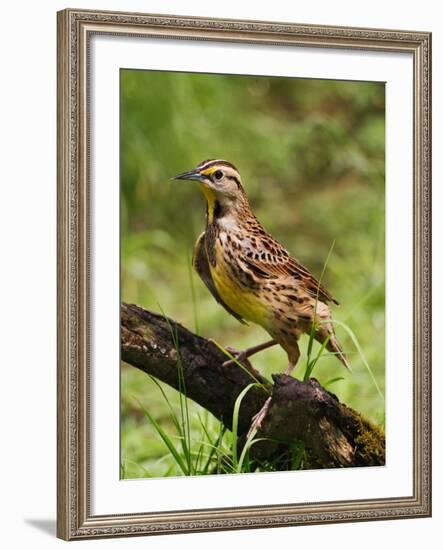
[311,301,351,371]
[326,332,352,371]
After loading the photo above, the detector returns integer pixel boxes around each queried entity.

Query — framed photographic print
[57,8,431,540]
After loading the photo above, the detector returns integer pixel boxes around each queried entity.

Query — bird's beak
[172,168,205,182]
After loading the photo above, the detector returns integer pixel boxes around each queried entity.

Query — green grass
[122,375,264,477]
[122,309,271,477]
[121,261,382,479]
[120,70,385,478]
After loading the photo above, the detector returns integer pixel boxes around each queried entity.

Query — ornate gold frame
[57,8,431,540]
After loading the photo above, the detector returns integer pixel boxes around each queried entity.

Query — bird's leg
[222,339,277,368]
[246,344,300,437]
[284,362,296,376]
[247,396,273,438]
[283,343,300,376]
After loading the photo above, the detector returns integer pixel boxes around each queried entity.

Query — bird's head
[173,159,248,221]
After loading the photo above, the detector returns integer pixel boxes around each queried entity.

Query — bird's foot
[208,339,277,371]
[247,397,272,438]
[222,346,254,371]
[207,340,254,371]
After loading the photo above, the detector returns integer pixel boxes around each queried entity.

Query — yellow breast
[209,241,269,326]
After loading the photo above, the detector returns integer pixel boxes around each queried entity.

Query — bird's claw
[247,397,272,438]
[222,347,253,370]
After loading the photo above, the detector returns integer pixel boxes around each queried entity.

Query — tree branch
[121,303,385,468]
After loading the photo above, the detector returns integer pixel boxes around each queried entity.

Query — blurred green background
[120,69,385,478]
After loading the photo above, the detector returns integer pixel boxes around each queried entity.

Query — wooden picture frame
[57,8,431,540]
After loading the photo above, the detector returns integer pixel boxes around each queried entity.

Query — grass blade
[187,253,200,335]
[231,383,258,468]
[331,319,384,401]
[136,398,189,475]
[323,376,345,387]
[303,240,335,379]
[146,375,181,433]
[210,339,270,392]
[303,333,331,381]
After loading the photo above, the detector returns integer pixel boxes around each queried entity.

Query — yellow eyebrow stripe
[200,166,217,176]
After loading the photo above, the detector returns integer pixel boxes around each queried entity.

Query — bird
[173,159,350,432]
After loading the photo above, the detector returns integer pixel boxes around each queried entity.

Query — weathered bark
[121,303,385,469]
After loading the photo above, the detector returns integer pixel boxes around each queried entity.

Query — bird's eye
[214,170,223,181]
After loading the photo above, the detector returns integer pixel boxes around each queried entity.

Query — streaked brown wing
[241,238,339,306]
[287,256,339,305]
[192,232,247,324]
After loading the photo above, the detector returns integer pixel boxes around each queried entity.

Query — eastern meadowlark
[174,159,350,429]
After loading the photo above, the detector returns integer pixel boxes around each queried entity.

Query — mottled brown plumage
[175,159,350,376]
